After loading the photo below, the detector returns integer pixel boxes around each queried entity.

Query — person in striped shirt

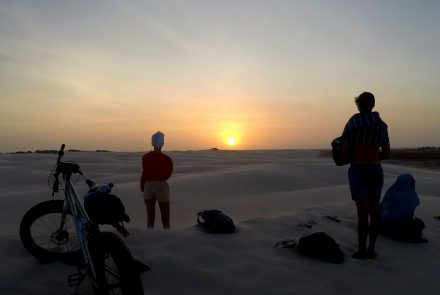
[341,92,390,259]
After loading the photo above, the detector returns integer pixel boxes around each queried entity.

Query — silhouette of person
[140,131,173,229]
[381,173,419,224]
[341,92,390,259]
[380,173,426,242]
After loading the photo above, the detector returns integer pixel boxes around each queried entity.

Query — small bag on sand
[298,232,344,263]
[197,210,235,234]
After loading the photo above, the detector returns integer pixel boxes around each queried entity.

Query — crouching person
[380,173,426,243]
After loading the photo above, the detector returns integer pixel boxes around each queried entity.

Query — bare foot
[367,250,377,259]
[352,251,367,260]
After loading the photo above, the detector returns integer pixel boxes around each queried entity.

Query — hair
[355,92,375,113]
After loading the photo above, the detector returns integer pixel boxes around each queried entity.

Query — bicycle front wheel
[89,232,144,295]
[19,200,82,263]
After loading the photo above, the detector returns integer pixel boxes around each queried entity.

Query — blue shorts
[348,164,384,203]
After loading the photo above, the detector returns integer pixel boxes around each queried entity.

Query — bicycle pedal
[68,272,85,287]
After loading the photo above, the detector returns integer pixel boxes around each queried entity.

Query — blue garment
[380,174,419,222]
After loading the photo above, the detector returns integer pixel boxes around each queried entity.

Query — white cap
[151,131,165,148]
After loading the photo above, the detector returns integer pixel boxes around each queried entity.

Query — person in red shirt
[140,131,173,229]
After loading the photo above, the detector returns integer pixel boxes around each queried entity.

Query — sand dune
[1,150,439,294]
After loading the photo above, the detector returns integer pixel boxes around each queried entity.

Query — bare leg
[144,199,156,229]
[353,201,369,259]
[158,201,170,229]
[367,201,380,258]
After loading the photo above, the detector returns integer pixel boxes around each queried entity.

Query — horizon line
[2,146,439,155]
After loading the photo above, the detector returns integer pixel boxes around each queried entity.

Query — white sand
[1,150,440,294]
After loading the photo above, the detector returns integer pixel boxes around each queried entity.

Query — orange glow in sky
[1,2,440,152]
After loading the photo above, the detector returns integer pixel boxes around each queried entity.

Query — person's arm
[341,139,350,163]
[340,118,352,163]
[164,157,173,180]
[380,133,391,160]
[340,124,351,163]
[140,156,146,192]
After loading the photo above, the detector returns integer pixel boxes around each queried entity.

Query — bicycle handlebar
[51,144,83,196]
[57,144,65,163]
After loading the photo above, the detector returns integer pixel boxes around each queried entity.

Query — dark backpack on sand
[380,217,426,243]
[298,232,344,263]
[197,210,235,234]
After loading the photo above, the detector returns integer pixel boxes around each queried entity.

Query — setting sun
[219,123,241,148]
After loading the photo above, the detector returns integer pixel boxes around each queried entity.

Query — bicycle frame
[60,174,98,279]
[50,144,98,280]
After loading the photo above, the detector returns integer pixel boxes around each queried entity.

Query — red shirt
[140,151,173,191]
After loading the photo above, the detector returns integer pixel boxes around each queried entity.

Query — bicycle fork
[62,180,101,292]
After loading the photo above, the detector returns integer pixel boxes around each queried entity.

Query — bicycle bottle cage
[56,161,82,176]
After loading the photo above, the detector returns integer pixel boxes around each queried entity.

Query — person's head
[396,173,416,191]
[355,92,375,113]
[151,131,164,151]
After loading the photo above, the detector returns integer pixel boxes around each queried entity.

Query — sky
[1,0,439,152]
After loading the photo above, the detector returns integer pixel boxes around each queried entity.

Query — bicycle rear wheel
[89,232,144,295]
[19,200,82,263]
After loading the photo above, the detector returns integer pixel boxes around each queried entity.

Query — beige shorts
[143,181,170,202]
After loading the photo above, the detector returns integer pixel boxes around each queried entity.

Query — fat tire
[89,232,144,295]
[19,200,82,263]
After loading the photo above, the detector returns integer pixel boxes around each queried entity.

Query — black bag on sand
[298,232,344,263]
[331,136,349,166]
[380,217,427,243]
[197,210,235,234]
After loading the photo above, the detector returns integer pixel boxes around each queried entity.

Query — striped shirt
[342,111,389,145]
